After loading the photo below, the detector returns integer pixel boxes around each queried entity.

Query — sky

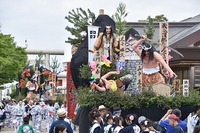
[0,0,200,64]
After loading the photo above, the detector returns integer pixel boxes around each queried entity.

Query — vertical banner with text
[67,62,77,119]
[183,79,189,96]
[173,79,180,94]
[88,25,99,63]
[136,65,143,91]
[94,50,101,79]
[159,22,169,75]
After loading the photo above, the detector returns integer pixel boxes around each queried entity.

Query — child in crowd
[119,114,140,133]
[89,109,102,133]
[103,111,113,133]
[18,117,34,133]
[113,116,124,133]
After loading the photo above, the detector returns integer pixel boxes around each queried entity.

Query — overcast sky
[0,0,200,62]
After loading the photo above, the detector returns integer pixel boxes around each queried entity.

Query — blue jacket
[49,120,73,133]
[160,119,186,133]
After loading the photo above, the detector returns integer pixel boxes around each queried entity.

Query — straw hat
[57,108,67,118]
[98,105,107,111]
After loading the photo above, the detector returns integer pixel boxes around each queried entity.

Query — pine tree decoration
[65,8,95,47]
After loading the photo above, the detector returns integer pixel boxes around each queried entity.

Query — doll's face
[106,27,111,34]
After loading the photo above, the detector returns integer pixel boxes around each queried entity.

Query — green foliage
[143,16,155,39]
[65,8,95,47]
[138,14,168,39]
[78,88,200,110]
[79,64,92,80]
[154,14,168,22]
[35,53,44,65]
[49,56,60,74]
[0,33,27,85]
[79,62,130,81]
[14,95,25,102]
[139,14,168,22]
[112,2,130,36]
[9,88,16,98]
[10,87,26,100]
[54,95,64,106]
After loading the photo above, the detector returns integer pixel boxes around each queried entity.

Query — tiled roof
[169,23,200,46]
[181,14,200,22]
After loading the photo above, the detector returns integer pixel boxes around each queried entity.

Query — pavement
[0,120,79,133]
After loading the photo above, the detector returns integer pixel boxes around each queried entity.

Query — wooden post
[99,9,104,15]
[136,65,142,91]
[119,35,126,62]
[94,50,101,79]
[159,22,169,75]
[173,79,181,94]
[52,73,56,97]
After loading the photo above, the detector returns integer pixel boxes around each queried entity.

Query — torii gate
[26,49,64,68]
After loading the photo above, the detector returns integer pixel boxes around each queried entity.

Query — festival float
[66,9,200,133]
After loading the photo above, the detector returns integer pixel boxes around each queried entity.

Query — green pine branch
[112,2,130,36]
[65,8,95,47]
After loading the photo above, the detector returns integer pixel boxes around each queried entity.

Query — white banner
[87,25,99,63]
[183,79,189,96]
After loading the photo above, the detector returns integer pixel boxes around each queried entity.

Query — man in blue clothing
[168,114,184,133]
[49,108,73,133]
[159,109,187,133]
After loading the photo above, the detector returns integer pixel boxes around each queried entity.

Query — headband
[142,44,152,51]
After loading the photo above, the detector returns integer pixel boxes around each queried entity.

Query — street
[0,120,78,133]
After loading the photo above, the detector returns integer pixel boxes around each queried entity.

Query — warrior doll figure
[91,26,119,61]
[132,35,176,87]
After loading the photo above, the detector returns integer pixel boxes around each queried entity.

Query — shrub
[77,88,200,110]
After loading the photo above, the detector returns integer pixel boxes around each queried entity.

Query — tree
[65,8,95,47]
[143,16,155,39]
[0,33,27,85]
[154,14,168,22]
[139,14,168,39]
[112,2,130,36]
[49,56,60,74]
[35,53,44,65]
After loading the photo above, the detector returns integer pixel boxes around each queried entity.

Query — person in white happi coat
[31,101,42,133]
[13,100,26,132]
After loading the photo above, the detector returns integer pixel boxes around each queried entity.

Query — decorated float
[17,64,57,101]
[67,9,200,133]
